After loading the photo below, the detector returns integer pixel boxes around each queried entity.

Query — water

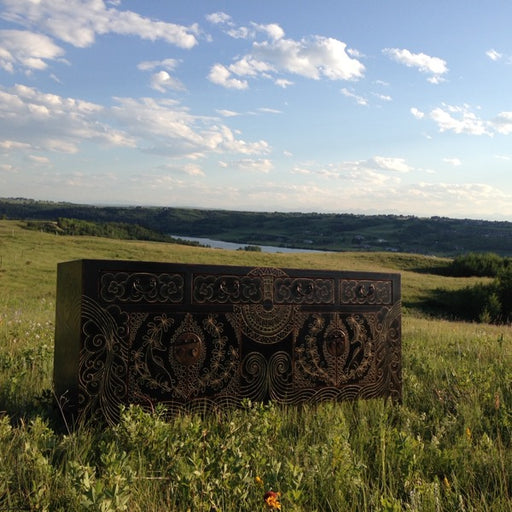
[170,235,324,253]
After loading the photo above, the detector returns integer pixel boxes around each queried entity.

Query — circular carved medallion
[173,332,203,366]
[232,267,301,344]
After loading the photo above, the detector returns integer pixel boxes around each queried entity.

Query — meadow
[0,220,511,511]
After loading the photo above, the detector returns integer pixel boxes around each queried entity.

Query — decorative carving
[294,312,374,389]
[274,278,335,304]
[54,260,401,424]
[226,268,307,344]
[79,296,129,425]
[100,272,184,303]
[130,313,239,404]
[193,275,261,304]
[340,279,393,305]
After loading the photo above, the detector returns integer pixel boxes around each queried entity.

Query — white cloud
[207,15,285,41]
[251,36,365,81]
[258,107,282,114]
[486,49,502,61]
[208,64,248,89]
[45,139,80,154]
[252,22,285,41]
[291,166,312,176]
[137,59,185,92]
[226,26,252,40]
[149,71,185,92]
[411,182,509,206]
[275,78,293,88]
[205,12,232,25]
[429,104,490,135]
[410,107,424,119]
[291,156,412,187]
[0,29,65,72]
[443,157,462,166]
[0,84,133,153]
[492,112,512,134]
[110,96,269,157]
[373,92,392,102]
[0,163,16,173]
[209,26,364,89]
[347,48,363,58]
[229,56,275,77]
[216,109,240,117]
[427,75,445,85]
[183,164,206,177]
[159,163,206,177]
[220,158,274,173]
[0,139,31,150]
[54,170,120,190]
[205,11,252,39]
[218,125,270,155]
[383,48,448,82]
[29,154,50,164]
[137,59,179,72]
[2,0,199,49]
[341,88,368,106]
[371,156,412,173]
[414,104,512,137]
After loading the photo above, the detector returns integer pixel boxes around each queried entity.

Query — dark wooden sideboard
[54,259,401,424]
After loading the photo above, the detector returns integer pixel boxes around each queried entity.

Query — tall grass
[0,220,511,511]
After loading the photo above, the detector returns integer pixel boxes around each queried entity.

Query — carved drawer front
[54,260,401,424]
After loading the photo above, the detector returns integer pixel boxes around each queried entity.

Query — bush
[448,252,508,278]
[496,266,512,323]
[238,245,262,252]
[430,265,512,324]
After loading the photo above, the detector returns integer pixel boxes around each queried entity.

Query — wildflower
[264,490,281,510]
[255,476,264,486]
[465,427,472,442]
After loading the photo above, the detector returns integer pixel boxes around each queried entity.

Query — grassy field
[0,220,511,511]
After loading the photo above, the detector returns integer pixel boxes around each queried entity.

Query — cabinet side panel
[53,260,83,406]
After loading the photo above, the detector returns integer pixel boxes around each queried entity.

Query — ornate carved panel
[54,259,401,424]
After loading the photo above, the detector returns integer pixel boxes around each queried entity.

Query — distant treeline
[10,205,512,325]
[24,218,205,247]
[3,197,512,256]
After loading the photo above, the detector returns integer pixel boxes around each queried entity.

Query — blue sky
[1,1,512,220]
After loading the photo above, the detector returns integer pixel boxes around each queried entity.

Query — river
[171,235,324,254]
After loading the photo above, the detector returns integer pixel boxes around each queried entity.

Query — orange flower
[264,490,281,510]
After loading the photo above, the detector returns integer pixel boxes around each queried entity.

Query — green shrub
[429,265,512,324]
[448,252,509,277]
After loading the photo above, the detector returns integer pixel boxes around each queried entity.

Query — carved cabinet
[54,259,401,424]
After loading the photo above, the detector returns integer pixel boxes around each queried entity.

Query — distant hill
[2,197,512,256]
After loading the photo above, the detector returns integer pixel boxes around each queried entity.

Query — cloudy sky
[1,1,512,220]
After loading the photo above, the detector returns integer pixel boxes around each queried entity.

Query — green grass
[1,220,511,511]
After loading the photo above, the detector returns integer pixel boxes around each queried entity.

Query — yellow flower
[465,427,472,441]
[255,476,264,486]
[264,490,281,510]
